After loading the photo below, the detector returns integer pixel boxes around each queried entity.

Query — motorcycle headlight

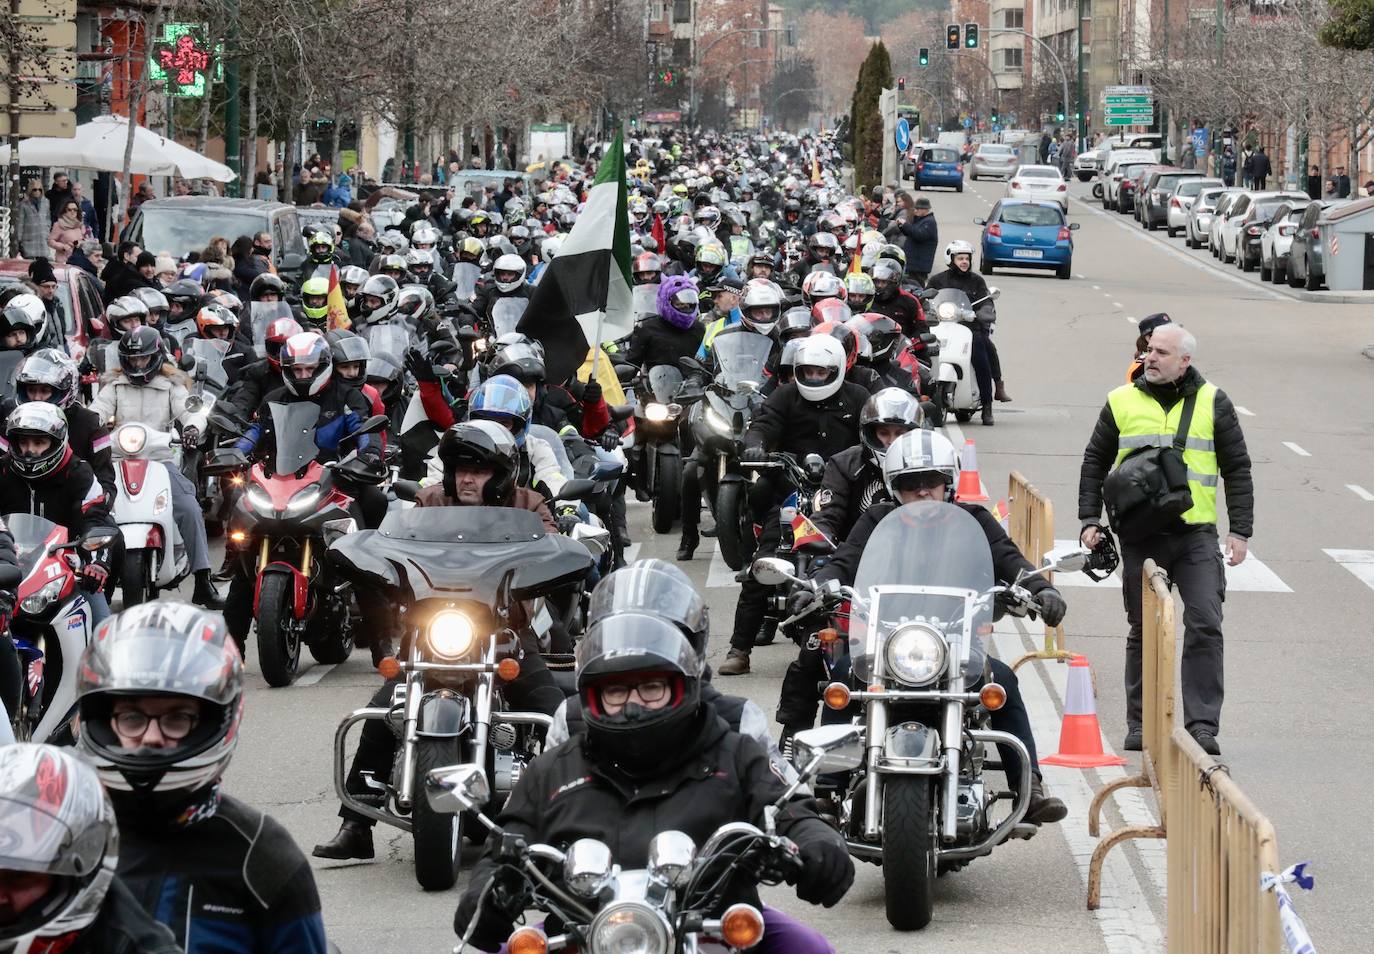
[705,405,731,434]
[246,486,275,514]
[645,402,671,423]
[937,301,958,321]
[428,610,475,660]
[286,484,322,514]
[885,622,947,686]
[116,425,147,455]
[21,578,65,615]
[589,902,671,954]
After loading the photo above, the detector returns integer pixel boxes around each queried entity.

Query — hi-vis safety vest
[1107,381,1219,525]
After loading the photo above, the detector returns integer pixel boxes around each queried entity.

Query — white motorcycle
[110,423,199,606]
[926,286,1000,424]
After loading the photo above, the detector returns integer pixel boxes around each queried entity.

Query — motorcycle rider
[0,744,181,954]
[807,429,1068,824]
[88,327,222,609]
[75,601,327,953]
[405,248,456,304]
[296,276,331,332]
[192,303,255,388]
[221,315,302,425]
[2,349,115,501]
[0,294,45,355]
[472,253,531,328]
[451,611,854,953]
[327,330,387,434]
[925,240,1007,423]
[868,258,928,338]
[313,420,566,862]
[624,274,705,370]
[719,335,868,676]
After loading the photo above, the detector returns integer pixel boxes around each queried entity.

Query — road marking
[1112,301,1124,309]
[1348,484,1374,502]
[1076,273,1087,278]
[1282,441,1311,457]
[1092,284,1101,290]
[296,664,336,687]
[1125,315,1139,324]
[1049,538,1291,592]
[1235,406,1255,416]
[1325,549,1374,592]
[706,544,740,589]
[623,542,642,563]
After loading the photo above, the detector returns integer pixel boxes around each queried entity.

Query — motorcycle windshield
[268,402,322,475]
[6,513,61,578]
[452,263,480,300]
[0,351,22,401]
[928,289,973,324]
[491,298,527,338]
[646,365,683,403]
[713,332,771,389]
[250,302,295,357]
[379,505,546,543]
[851,501,993,684]
[632,283,660,317]
[187,338,230,394]
[363,323,409,380]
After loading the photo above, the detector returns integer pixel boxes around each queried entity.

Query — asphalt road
[179,176,1370,953]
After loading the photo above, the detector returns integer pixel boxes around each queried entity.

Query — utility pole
[1077,0,1086,151]
[223,0,240,196]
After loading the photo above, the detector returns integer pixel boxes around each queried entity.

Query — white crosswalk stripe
[1324,549,1374,593]
[1049,539,1292,592]
[706,543,741,589]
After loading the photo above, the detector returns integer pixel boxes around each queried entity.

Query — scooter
[6,514,116,744]
[926,286,1000,424]
[630,364,688,535]
[110,423,192,606]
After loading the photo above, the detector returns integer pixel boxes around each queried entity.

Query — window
[651,1,665,21]
[1003,8,1024,28]
[673,0,691,23]
[1003,47,1023,70]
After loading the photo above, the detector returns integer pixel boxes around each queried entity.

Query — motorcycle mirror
[647,830,698,889]
[614,363,638,383]
[917,287,939,300]
[353,415,389,438]
[1044,547,1089,574]
[592,460,624,482]
[987,286,1002,300]
[678,355,708,376]
[424,764,492,819]
[554,478,597,502]
[791,725,864,777]
[81,529,118,551]
[918,332,939,345]
[563,838,615,898]
[802,453,825,481]
[973,217,986,226]
[207,409,247,438]
[322,517,358,547]
[1069,222,1081,230]
[184,394,204,413]
[391,479,420,502]
[750,556,799,587]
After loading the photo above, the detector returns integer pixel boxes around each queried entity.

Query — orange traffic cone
[1041,655,1126,768]
[955,439,990,503]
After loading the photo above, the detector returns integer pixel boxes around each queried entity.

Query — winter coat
[88,367,191,437]
[48,219,84,264]
[898,213,939,274]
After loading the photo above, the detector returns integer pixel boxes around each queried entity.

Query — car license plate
[1013,249,1044,259]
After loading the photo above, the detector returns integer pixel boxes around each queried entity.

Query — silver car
[1259,200,1309,284]
[969,144,1018,180]
[1185,187,1228,248]
[1165,178,1223,236]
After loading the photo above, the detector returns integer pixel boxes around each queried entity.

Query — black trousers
[341,631,562,824]
[1121,525,1225,733]
[729,509,782,652]
[971,327,994,408]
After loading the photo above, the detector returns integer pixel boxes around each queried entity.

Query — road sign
[895,117,910,153]
[962,116,972,129]
[0,111,76,137]
[1103,84,1153,125]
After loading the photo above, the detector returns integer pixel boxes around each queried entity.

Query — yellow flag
[575,348,626,405]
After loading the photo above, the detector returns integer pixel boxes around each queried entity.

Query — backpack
[1102,392,1197,542]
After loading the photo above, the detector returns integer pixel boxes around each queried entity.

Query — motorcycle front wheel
[413,737,465,890]
[715,480,751,571]
[307,599,355,665]
[650,450,681,534]
[255,574,302,688]
[883,775,937,930]
[120,548,156,607]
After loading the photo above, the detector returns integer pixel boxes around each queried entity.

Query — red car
[0,259,107,362]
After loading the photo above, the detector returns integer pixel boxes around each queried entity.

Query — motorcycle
[926,286,1000,424]
[327,504,595,891]
[216,404,388,687]
[360,320,412,436]
[490,297,527,340]
[109,423,192,606]
[742,451,828,646]
[425,723,863,953]
[632,365,688,535]
[6,514,116,744]
[452,262,481,302]
[751,501,1087,930]
[681,331,772,571]
[248,301,295,358]
[183,338,243,535]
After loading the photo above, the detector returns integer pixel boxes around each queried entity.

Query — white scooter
[927,286,1000,424]
[110,423,197,606]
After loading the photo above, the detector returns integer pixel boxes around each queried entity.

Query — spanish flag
[325,264,351,331]
[791,512,834,552]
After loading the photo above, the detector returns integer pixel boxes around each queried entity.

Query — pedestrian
[1077,324,1252,758]
[1250,146,1270,190]
[128,181,156,220]
[69,238,106,284]
[1240,146,1255,188]
[47,197,84,265]
[1329,166,1351,198]
[1363,179,1374,198]
[1221,146,1237,187]
[1039,131,1052,164]
[888,192,937,284]
[17,179,51,259]
[45,172,74,224]
[71,181,98,236]
[1306,164,1322,199]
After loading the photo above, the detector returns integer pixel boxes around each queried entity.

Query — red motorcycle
[216,402,387,687]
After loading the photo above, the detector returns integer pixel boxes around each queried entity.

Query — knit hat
[154,256,178,277]
[135,251,157,270]
[27,257,57,285]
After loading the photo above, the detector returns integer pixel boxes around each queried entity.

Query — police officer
[1077,324,1251,757]
[718,335,868,676]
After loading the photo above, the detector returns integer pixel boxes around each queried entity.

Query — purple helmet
[656,274,700,330]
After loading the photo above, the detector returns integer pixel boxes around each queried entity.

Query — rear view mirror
[424,764,490,814]
[986,286,1001,300]
[973,217,986,226]
[1069,222,1081,230]
[751,556,800,587]
[553,478,597,502]
[792,725,863,774]
[1046,549,1089,574]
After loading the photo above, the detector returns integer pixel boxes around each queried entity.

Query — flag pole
[587,311,605,382]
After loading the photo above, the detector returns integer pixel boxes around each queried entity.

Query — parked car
[125,197,308,276]
[1138,169,1207,231]
[910,144,964,192]
[1167,178,1224,237]
[975,200,1079,279]
[969,143,1018,180]
[1186,186,1235,248]
[1006,164,1069,210]
[1259,200,1309,284]
[1074,134,1163,181]
[1207,191,1248,258]
[1129,165,1172,221]
[1231,192,1309,271]
[1287,199,1352,290]
[1105,161,1154,213]
[0,260,105,361]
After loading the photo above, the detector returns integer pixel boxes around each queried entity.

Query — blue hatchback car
[911,144,964,192]
[975,200,1080,279]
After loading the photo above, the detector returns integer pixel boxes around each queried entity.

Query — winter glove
[406,347,438,383]
[785,585,818,620]
[598,430,620,451]
[791,821,855,908]
[180,426,199,448]
[453,872,523,953]
[1036,587,1067,628]
[555,505,581,535]
[80,561,109,592]
[581,381,603,405]
[741,445,769,465]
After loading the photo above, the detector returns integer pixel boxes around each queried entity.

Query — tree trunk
[196,76,215,157]
[243,63,258,197]
[120,3,167,237]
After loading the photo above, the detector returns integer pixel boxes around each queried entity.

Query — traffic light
[946,24,960,49]
[964,22,979,48]
[918,47,929,66]
[990,110,999,124]
[1055,102,1065,122]
[898,76,906,91]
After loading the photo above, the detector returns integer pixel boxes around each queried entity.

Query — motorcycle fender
[718,470,748,484]
[655,443,681,458]
[416,691,470,740]
[880,721,942,773]
[119,524,155,550]
[254,562,309,619]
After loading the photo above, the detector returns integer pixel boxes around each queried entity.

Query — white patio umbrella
[0,114,236,183]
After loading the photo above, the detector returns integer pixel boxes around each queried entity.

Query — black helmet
[587,560,710,657]
[163,278,206,319]
[5,401,70,479]
[853,312,902,362]
[327,329,371,387]
[777,305,814,342]
[249,272,287,302]
[860,387,924,466]
[15,348,79,408]
[117,326,166,385]
[488,342,546,386]
[75,601,244,824]
[437,420,519,504]
[1084,525,1121,582]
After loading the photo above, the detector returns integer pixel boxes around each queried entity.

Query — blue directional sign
[962,116,973,129]
[895,117,911,153]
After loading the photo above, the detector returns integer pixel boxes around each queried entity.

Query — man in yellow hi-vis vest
[1077,324,1252,758]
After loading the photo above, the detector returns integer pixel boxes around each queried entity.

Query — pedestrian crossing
[1048,539,1293,593]
[1324,550,1374,594]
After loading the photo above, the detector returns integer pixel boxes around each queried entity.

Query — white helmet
[792,334,846,402]
[493,253,528,293]
[883,430,960,501]
[944,239,975,267]
[739,278,783,335]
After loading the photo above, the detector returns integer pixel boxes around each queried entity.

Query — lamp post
[1077,0,1086,152]
[985,28,1071,137]
[690,24,790,128]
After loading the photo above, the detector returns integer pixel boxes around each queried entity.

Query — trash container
[1320,198,1374,291]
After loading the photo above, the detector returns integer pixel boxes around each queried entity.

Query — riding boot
[312,820,375,860]
[212,547,236,582]
[677,527,699,561]
[191,570,225,610]
[994,380,1012,402]
[754,616,778,646]
[981,403,994,426]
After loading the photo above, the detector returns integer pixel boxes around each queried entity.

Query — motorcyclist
[867,257,928,338]
[0,295,44,355]
[296,276,331,332]
[248,272,287,305]
[405,248,456,304]
[327,329,386,433]
[455,373,567,499]
[624,274,705,370]
[925,240,1001,424]
[74,601,327,953]
[689,241,737,287]
[631,251,662,286]
[338,265,369,319]
[0,744,181,954]
[472,254,531,328]
[313,420,566,863]
[450,611,853,953]
[806,429,1068,825]
[2,349,114,501]
[220,315,302,425]
[87,327,222,609]
[162,279,206,334]
[0,402,117,624]
[719,335,868,676]
[353,274,400,331]
[192,303,255,387]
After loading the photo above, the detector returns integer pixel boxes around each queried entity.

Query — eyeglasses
[112,708,200,740]
[598,678,671,707]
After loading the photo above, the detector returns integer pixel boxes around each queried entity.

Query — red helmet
[264,317,303,371]
[810,298,853,328]
[850,312,902,362]
[279,331,333,397]
[812,320,859,370]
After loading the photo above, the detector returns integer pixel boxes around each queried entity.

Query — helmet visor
[669,290,698,314]
[587,569,707,640]
[576,614,704,685]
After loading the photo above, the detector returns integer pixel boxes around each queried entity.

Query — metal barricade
[1007,470,1073,670]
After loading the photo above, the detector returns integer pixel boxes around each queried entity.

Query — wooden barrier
[1006,470,1073,670]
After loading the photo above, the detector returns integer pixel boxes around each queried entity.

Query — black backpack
[1102,393,1197,542]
